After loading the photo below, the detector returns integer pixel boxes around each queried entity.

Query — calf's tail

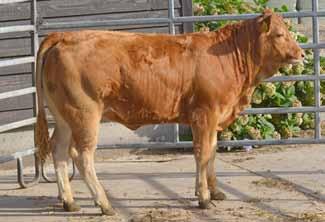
[35,33,62,162]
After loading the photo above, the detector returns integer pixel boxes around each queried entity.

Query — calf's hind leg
[70,115,115,216]
[51,124,80,212]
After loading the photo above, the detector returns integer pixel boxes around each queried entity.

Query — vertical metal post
[31,0,39,113]
[312,0,321,140]
[168,0,179,142]
[168,0,175,35]
[31,0,39,154]
[296,0,302,24]
[181,0,194,33]
[17,0,41,188]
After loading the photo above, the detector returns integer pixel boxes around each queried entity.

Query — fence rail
[0,0,324,188]
[0,56,34,67]
[0,0,30,5]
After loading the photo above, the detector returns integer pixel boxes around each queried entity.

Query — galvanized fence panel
[0,0,40,188]
[0,0,324,186]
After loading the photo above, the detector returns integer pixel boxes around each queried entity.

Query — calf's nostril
[301,53,305,58]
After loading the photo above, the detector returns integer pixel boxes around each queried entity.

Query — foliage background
[189,0,324,141]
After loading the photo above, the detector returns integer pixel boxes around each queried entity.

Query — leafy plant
[190,0,325,142]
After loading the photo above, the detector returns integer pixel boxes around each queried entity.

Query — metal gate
[0,0,324,188]
[0,0,40,188]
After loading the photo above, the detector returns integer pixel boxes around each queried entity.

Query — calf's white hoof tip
[198,200,211,209]
[63,202,81,212]
[101,206,116,216]
[211,191,226,200]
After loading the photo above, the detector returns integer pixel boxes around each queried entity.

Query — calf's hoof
[101,206,116,216]
[211,191,226,201]
[63,201,81,212]
[198,200,211,209]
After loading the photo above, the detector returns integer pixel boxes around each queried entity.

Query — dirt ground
[1,145,325,222]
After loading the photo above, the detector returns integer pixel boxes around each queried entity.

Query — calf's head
[255,9,304,79]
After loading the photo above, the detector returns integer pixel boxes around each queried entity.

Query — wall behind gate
[0,0,193,125]
[0,0,193,149]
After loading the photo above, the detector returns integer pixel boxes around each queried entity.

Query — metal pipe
[17,153,40,188]
[266,75,317,82]
[173,11,325,23]
[300,42,325,49]
[0,0,30,4]
[0,87,35,100]
[0,25,35,34]
[0,148,34,164]
[168,0,179,143]
[296,0,302,24]
[242,106,323,115]
[312,0,321,140]
[97,136,325,149]
[41,18,170,30]
[0,56,34,68]
[0,117,36,133]
[168,0,176,34]
[39,11,325,31]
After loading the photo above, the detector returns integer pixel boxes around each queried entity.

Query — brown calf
[35,9,303,214]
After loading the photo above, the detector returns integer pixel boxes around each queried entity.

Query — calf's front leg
[195,132,227,201]
[191,113,216,209]
[207,133,226,200]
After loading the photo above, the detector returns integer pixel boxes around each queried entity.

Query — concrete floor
[0,145,325,222]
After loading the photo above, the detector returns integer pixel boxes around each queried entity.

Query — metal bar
[0,149,37,190]
[173,11,325,23]
[39,11,325,31]
[31,0,38,115]
[17,153,40,188]
[312,0,321,140]
[97,137,325,150]
[265,75,317,82]
[0,148,34,164]
[5,136,325,158]
[300,43,325,49]
[181,0,194,33]
[40,18,170,30]
[218,138,325,147]
[296,0,302,24]
[168,0,179,143]
[0,56,34,68]
[0,0,30,4]
[97,142,193,150]
[168,0,176,34]
[242,107,322,115]
[0,117,36,133]
[0,25,35,34]
[0,87,35,100]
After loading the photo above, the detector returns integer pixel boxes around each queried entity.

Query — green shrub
[191,0,324,141]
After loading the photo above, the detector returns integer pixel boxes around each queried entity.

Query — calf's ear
[262,8,273,16]
[260,15,272,34]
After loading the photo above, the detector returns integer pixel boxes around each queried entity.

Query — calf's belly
[102,104,182,129]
